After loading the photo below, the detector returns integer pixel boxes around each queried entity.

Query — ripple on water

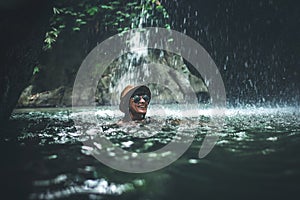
[7,106,300,199]
[30,177,145,200]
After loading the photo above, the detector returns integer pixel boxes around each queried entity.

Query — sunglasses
[131,94,150,103]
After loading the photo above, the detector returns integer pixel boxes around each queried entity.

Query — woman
[119,85,151,122]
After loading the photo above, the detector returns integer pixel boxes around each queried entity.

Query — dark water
[1,106,300,200]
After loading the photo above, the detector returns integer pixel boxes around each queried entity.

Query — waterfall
[96,0,208,107]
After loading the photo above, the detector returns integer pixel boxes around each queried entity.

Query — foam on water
[72,105,299,120]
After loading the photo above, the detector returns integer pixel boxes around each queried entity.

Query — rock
[17,85,34,107]
[95,50,209,105]
[17,86,67,108]
[61,87,73,106]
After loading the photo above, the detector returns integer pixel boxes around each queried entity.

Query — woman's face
[129,94,150,116]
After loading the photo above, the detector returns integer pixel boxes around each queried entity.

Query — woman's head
[119,85,151,120]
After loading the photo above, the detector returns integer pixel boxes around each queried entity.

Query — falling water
[106,0,202,106]
[107,0,152,105]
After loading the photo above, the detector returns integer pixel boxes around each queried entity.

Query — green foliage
[86,6,99,16]
[103,0,170,33]
[33,66,40,75]
[43,0,170,50]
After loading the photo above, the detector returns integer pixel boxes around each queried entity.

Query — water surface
[1,106,299,199]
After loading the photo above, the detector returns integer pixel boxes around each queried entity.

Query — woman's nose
[139,96,146,103]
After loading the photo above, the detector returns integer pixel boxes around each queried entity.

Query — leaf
[44,37,55,44]
[33,66,40,75]
[101,5,114,10]
[72,27,80,31]
[87,7,99,16]
[127,2,138,6]
[59,24,66,29]
[51,27,58,32]
[165,24,171,29]
[52,31,58,37]
[156,5,163,11]
[134,5,142,10]
[79,21,87,25]
[111,1,120,5]
[53,7,60,14]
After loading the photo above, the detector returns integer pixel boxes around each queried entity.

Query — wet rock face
[17,86,71,108]
[17,51,209,108]
[0,0,52,123]
[96,50,209,106]
[35,57,207,107]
